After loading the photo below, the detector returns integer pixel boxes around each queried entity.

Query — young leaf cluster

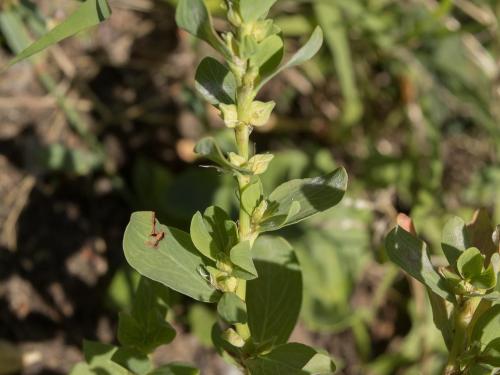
[386,210,500,375]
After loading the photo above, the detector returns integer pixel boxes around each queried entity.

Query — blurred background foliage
[0,0,498,374]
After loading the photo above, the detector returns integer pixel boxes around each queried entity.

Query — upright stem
[444,298,476,375]
[234,124,252,341]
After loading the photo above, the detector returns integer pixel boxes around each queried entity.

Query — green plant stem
[444,298,476,375]
[234,123,252,341]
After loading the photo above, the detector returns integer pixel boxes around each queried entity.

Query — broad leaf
[257,26,324,91]
[118,312,175,354]
[246,236,302,345]
[471,305,500,349]
[111,347,153,375]
[147,363,200,375]
[74,341,129,375]
[6,0,111,68]
[385,226,454,302]
[441,216,469,268]
[260,167,347,231]
[117,278,175,354]
[245,343,335,374]
[175,0,228,58]
[239,0,278,22]
[481,338,500,367]
[230,241,258,280]
[217,292,247,324]
[194,137,250,174]
[195,57,236,105]
[123,212,220,302]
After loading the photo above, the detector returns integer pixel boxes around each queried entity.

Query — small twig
[2,175,36,252]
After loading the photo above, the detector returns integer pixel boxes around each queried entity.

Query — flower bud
[221,328,245,348]
[247,153,274,175]
[229,152,246,167]
[252,199,268,223]
[249,101,275,127]
[219,104,240,128]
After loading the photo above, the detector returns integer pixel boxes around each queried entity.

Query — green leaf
[118,312,175,354]
[147,363,200,375]
[111,347,153,375]
[241,178,263,215]
[123,212,220,302]
[230,241,258,280]
[6,0,111,68]
[194,137,250,174]
[427,288,453,350]
[195,57,237,105]
[260,167,347,231]
[468,364,496,375]
[79,341,129,375]
[456,247,496,289]
[441,216,469,268]
[239,0,278,22]
[245,343,335,374]
[481,338,500,367]
[385,226,454,302]
[217,292,247,324]
[190,211,217,261]
[251,35,284,78]
[457,248,485,281]
[190,206,237,262]
[247,236,302,345]
[471,305,500,349]
[257,26,324,91]
[175,0,228,58]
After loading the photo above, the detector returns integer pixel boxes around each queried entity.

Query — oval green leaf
[246,236,302,346]
[195,57,237,105]
[123,212,220,302]
[260,167,347,231]
[385,226,455,302]
[245,343,336,375]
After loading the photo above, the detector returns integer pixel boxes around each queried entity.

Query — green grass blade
[5,0,111,68]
